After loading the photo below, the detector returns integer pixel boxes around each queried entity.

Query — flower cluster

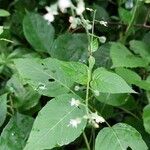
[68,97,105,128]
[70,98,80,107]
[84,112,105,128]
[43,0,85,22]
[43,0,92,30]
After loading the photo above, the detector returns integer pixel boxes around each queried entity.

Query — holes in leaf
[51,70,56,73]
[43,67,48,70]
[48,78,55,82]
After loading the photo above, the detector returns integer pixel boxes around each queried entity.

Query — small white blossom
[91,112,105,123]
[74,85,80,91]
[76,0,85,15]
[125,0,134,9]
[99,20,107,27]
[43,5,58,23]
[38,83,47,90]
[69,16,80,29]
[84,112,105,128]
[94,90,100,96]
[44,13,54,23]
[58,0,72,13]
[86,8,93,12]
[99,36,106,43]
[91,120,99,128]
[68,118,81,128]
[70,98,80,107]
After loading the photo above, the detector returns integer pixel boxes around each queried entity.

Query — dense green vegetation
[0,0,150,149]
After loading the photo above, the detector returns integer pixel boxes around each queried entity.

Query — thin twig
[83,131,91,150]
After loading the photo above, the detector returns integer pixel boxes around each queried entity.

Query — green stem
[120,0,141,43]
[85,69,91,114]
[0,38,14,43]
[83,131,91,150]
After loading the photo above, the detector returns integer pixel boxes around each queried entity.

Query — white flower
[91,112,105,123]
[44,13,54,23]
[94,90,100,96]
[68,118,81,128]
[43,4,58,23]
[74,85,80,91]
[99,20,107,27]
[86,8,93,12]
[99,36,106,43]
[76,0,85,15]
[38,83,47,90]
[125,0,134,9]
[70,98,80,107]
[58,0,72,13]
[84,112,105,128]
[69,16,80,29]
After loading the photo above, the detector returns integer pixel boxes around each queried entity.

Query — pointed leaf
[143,104,150,134]
[91,68,135,93]
[0,113,33,150]
[0,93,7,127]
[110,42,148,68]
[95,123,148,150]
[24,94,86,150]
[23,13,54,52]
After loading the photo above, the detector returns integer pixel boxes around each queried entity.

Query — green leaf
[23,13,54,52]
[118,7,132,24]
[143,104,150,134]
[145,0,150,3]
[14,58,87,97]
[0,113,33,150]
[95,93,129,106]
[115,68,141,84]
[116,68,150,91]
[0,26,4,35]
[6,74,40,110]
[91,67,135,94]
[110,42,148,68]
[24,94,86,150]
[129,40,150,62]
[91,38,99,52]
[0,93,7,127]
[0,9,10,17]
[95,123,148,150]
[92,4,109,21]
[50,33,88,61]
[93,43,112,68]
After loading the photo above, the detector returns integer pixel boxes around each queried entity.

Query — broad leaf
[116,68,150,91]
[93,43,112,68]
[130,40,150,63]
[110,42,148,68]
[95,93,129,106]
[0,26,3,35]
[95,123,148,150]
[143,104,150,134]
[0,93,7,127]
[7,74,40,110]
[14,58,87,97]
[24,94,86,150]
[50,33,88,61]
[0,113,33,150]
[115,68,141,84]
[23,13,54,52]
[91,67,135,93]
[0,9,10,17]
[118,7,132,24]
